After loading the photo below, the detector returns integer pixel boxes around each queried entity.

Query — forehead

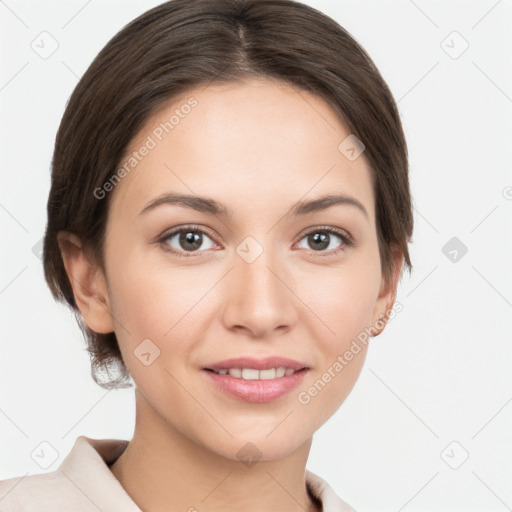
[108,78,375,223]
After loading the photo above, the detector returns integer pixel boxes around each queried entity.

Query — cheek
[293,257,379,422]
[295,273,375,428]
[298,344,368,433]
[105,260,195,396]
[105,248,218,380]
[106,244,202,334]
[300,259,381,351]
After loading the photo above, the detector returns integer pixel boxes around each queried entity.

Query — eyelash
[157,224,355,259]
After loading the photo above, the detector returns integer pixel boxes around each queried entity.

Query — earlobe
[57,231,115,334]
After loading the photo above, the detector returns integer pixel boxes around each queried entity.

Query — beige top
[0,436,357,511]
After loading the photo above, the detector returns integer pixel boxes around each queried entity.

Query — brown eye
[306,232,331,251]
[297,227,354,255]
[177,231,204,251]
[160,225,217,257]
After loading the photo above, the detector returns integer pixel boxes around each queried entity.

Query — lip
[203,369,309,403]
[202,356,310,403]
[204,356,308,371]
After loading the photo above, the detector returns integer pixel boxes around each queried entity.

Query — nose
[221,245,298,339]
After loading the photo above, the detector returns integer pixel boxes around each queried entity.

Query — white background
[1,0,511,510]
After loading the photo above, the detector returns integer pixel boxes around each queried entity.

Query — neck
[109,388,321,512]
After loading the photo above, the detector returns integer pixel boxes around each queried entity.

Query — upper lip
[204,356,309,371]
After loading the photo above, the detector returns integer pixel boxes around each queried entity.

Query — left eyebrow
[289,193,369,220]
[138,192,368,221]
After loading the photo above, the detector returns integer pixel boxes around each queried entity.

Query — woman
[0,0,413,510]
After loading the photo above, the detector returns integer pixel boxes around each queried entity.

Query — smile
[207,367,299,379]
[202,367,309,403]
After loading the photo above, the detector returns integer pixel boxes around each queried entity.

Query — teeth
[212,367,300,379]
[259,368,276,380]
[241,368,259,380]
[229,368,242,378]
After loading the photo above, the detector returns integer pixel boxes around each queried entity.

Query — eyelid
[157,224,220,257]
[298,225,354,245]
[294,225,355,257]
[157,224,355,257]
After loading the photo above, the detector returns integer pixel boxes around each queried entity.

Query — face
[80,79,399,461]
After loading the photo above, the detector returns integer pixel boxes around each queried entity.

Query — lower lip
[202,369,308,403]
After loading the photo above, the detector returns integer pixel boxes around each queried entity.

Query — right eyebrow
[139,193,231,218]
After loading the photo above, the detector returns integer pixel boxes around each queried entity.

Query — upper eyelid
[299,225,353,241]
[162,224,218,243]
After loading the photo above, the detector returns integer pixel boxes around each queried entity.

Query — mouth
[204,367,305,379]
[202,357,310,403]
[204,356,308,373]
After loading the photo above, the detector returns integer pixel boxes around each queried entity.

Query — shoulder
[0,435,137,512]
[0,470,87,512]
[306,469,358,512]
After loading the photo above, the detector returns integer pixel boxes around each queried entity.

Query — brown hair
[43,0,413,389]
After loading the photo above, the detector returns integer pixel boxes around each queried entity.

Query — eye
[157,224,354,258]
[296,227,354,256]
[158,225,218,257]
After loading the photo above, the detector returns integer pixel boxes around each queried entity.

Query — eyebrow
[138,192,368,220]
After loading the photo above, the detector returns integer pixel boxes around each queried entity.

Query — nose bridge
[222,233,297,334]
[237,234,286,303]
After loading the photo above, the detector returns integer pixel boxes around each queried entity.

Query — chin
[203,431,309,464]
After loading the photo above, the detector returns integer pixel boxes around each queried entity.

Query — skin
[58,78,403,512]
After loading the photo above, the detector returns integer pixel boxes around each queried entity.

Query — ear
[370,244,404,337]
[57,231,115,334]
